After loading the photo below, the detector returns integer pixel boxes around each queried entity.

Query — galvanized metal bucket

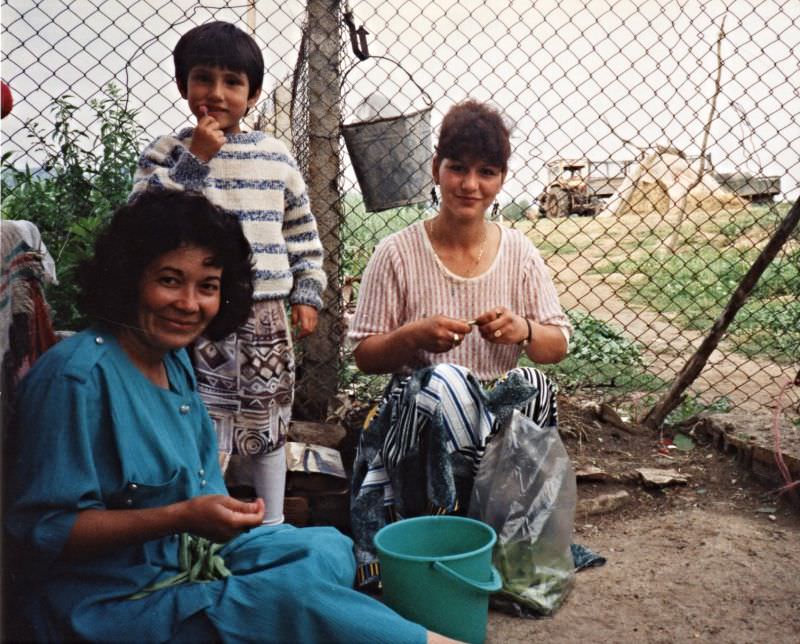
[341,57,433,212]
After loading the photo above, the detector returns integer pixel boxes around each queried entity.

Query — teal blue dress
[6,329,426,643]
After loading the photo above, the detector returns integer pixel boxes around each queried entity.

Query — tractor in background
[536,158,602,218]
[536,154,781,218]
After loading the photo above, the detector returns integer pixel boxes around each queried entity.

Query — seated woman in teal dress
[4,190,457,643]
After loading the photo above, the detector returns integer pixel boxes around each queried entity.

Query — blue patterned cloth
[350,364,557,588]
[571,543,607,570]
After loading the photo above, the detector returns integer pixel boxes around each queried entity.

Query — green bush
[2,83,143,330]
[531,310,661,392]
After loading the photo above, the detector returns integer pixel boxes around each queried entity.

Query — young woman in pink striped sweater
[347,99,573,590]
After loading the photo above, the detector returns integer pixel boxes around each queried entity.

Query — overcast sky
[2,0,798,201]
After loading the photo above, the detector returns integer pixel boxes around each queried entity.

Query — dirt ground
[486,395,800,644]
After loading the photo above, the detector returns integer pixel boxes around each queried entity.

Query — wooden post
[294,0,343,420]
[247,0,257,34]
[272,81,293,147]
[642,198,800,429]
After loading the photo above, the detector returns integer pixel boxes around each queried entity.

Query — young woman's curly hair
[78,190,253,340]
[435,99,512,172]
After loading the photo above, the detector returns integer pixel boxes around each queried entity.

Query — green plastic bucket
[375,516,502,644]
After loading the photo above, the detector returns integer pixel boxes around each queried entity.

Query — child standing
[131,21,326,525]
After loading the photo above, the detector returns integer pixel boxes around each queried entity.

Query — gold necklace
[429,217,488,278]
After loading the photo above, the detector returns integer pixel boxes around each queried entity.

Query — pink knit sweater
[347,221,571,380]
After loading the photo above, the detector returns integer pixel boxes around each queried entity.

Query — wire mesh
[2,0,798,425]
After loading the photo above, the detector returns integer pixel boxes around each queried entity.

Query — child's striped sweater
[132,129,326,307]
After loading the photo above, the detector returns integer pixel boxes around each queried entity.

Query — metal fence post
[294,0,343,420]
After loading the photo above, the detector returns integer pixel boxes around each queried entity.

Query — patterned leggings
[193,300,294,473]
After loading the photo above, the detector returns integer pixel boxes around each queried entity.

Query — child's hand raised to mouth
[190,105,226,162]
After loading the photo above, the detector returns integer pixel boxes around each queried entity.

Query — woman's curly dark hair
[435,99,512,172]
[78,190,253,341]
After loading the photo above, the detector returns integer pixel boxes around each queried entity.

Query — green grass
[607,246,751,329]
[535,239,580,256]
[603,214,799,363]
[714,201,790,241]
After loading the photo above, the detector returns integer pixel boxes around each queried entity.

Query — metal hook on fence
[344,11,369,60]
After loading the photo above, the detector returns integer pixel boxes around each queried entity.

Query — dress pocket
[107,469,184,509]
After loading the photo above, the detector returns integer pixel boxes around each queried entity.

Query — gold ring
[494,329,502,338]
[453,333,461,344]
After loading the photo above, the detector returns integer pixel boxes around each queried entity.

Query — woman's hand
[353,315,472,374]
[63,495,265,559]
[474,306,568,363]
[474,307,528,345]
[189,106,226,162]
[179,495,265,542]
[291,304,318,339]
[413,315,473,354]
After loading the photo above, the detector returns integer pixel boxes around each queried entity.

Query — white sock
[250,448,287,525]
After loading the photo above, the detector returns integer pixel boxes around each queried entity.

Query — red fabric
[30,288,57,357]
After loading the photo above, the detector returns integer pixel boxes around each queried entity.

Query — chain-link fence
[3,0,798,425]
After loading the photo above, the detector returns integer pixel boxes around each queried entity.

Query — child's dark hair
[78,190,254,341]
[174,21,264,98]
[435,99,512,172]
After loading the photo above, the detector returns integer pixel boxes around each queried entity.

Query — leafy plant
[2,83,143,330]
[665,393,732,425]
[530,310,661,392]
[729,296,800,362]
[339,360,391,404]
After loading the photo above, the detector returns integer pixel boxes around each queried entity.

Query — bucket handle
[432,561,503,594]
[341,55,433,110]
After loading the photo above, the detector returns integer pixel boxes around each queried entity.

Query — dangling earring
[491,200,499,218]
[431,186,439,207]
